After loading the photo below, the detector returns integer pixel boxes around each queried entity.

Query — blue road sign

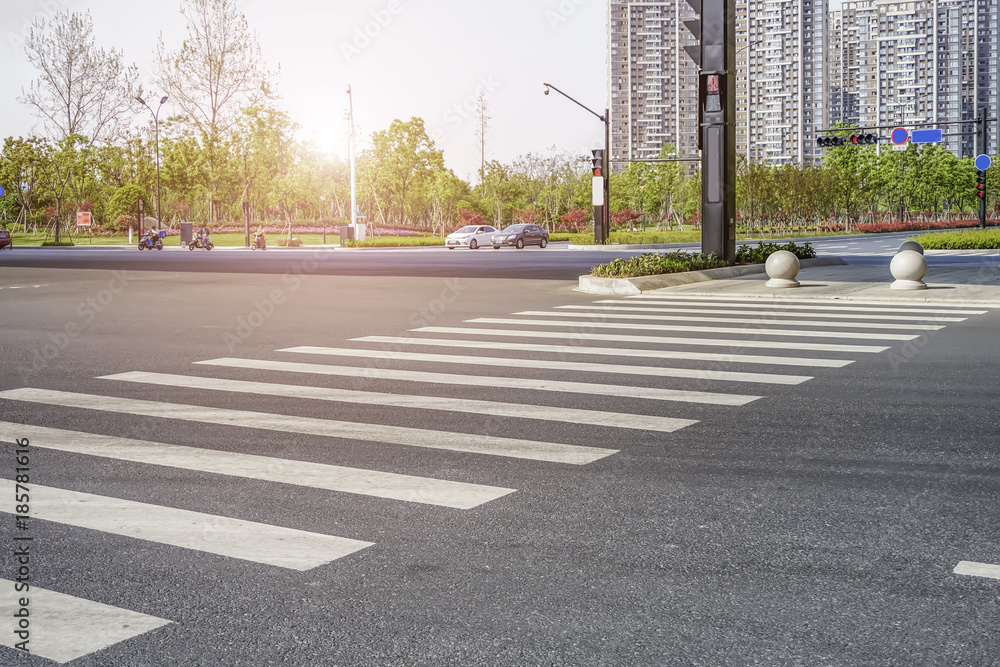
[910,129,942,144]
[975,154,992,171]
[890,127,909,145]
[0,185,4,197]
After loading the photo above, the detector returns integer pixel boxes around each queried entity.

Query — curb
[577,257,848,295]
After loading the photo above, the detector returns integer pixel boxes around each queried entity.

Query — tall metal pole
[347,85,357,231]
[979,106,987,230]
[136,95,168,230]
[604,108,610,241]
[542,82,611,244]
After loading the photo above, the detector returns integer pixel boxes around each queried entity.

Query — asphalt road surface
[0,246,998,666]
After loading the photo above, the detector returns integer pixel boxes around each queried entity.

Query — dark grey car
[490,224,549,249]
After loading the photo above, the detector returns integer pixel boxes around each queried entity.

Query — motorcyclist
[197,226,210,248]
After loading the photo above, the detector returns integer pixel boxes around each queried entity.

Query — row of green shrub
[735,241,816,264]
[344,236,446,248]
[590,242,815,278]
[571,231,703,245]
[911,229,1000,249]
[591,252,728,278]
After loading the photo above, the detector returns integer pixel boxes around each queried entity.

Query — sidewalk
[646,258,1000,307]
[578,254,1000,307]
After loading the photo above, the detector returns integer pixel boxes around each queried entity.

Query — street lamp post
[347,85,358,238]
[136,95,168,230]
[320,195,327,244]
[543,83,610,244]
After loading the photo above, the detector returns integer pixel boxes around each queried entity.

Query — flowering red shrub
[854,219,982,234]
[560,209,590,231]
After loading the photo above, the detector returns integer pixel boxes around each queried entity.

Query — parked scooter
[138,229,164,250]
[188,235,214,251]
[252,231,266,251]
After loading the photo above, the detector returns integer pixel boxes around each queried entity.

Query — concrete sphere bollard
[889,249,927,290]
[764,250,800,288]
[898,240,924,254]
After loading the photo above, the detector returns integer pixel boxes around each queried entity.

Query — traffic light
[816,136,845,148]
[976,170,986,199]
[850,133,878,145]
[591,149,604,177]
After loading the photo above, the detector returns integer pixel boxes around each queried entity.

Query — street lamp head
[160,96,168,105]
[543,86,550,96]
[135,96,145,105]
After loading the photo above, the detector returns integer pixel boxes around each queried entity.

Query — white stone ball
[898,240,924,254]
[765,250,800,281]
[890,250,927,282]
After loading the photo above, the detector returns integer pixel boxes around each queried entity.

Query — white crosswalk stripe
[0,479,373,571]
[579,302,970,322]
[622,295,993,315]
[355,335,854,367]
[467,317,921,341]
[182,360,756,408]
[0,579,172,663]
[0,423,513,509]
[277,345,813,385]
[523,309,948,330]
[0,388,617,465]
[101,371,711,429]
[411,326,890,353]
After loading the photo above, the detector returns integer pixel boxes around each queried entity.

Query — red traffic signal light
[591,149,604,178]
[976,170,987,198]
[849,133,878,145]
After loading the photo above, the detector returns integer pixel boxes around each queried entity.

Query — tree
[156,0,276,137]
[369,117,444,226]
[0,137,50,232]
[156,0,276,219]
[19,10,139,143]
[474,93,490,180]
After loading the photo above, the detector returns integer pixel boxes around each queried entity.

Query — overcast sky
[1,0,608,182]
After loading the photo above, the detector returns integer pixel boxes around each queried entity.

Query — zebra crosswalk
[0,293,991,663]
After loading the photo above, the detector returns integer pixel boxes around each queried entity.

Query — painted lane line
[577,303,968,322]
[953,561,1000,580]
[355,335,853,368]
[0,479,372,571]
[277,345,812,385]
[532,309,948,330]
[411,327,889,354]
[468,318,919,342]
[623,295,992,314]
[103,371,710,429]
[0,388,616,465]
[0,579,171,663]
[0,422,512,510]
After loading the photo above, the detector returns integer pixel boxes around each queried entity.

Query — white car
[445,224,498,250]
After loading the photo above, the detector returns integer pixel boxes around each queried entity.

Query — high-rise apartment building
[830,0,998,156]
[736,0,829,164]
[607,1,700,166]
[609,0,997,167]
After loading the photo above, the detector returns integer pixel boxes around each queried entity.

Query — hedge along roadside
[590,242,816,279]
[911,229,1000,250]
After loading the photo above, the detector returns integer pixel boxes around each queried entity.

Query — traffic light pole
[543,83,610,244]
[685,0,736,263]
